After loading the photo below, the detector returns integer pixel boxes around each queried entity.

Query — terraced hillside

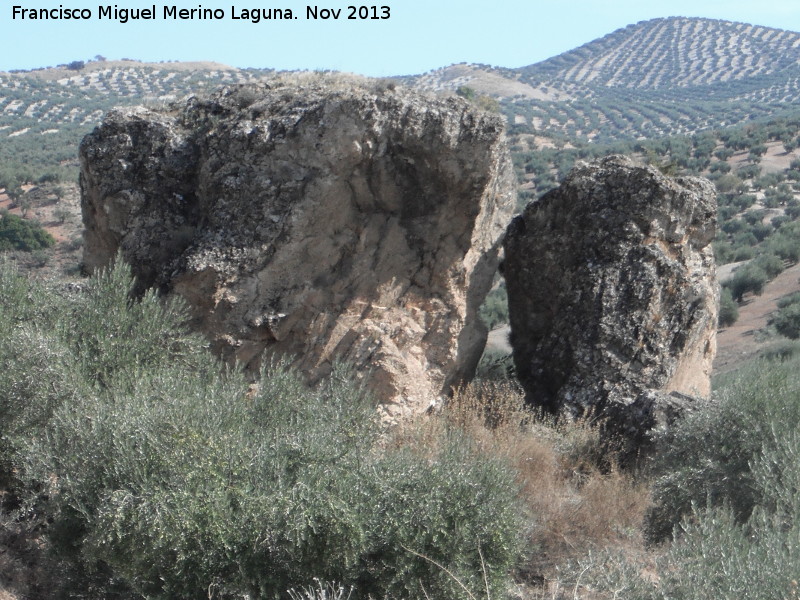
[408,17,800,143]
[2,60,269,122]
[5,16,800,184]
[0,61,273,184]
[524,17,800,89]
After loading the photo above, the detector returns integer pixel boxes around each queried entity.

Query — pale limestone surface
[80,81,515,418]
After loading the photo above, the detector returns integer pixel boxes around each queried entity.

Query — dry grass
[265,70,404,96]
[428,382,654,598]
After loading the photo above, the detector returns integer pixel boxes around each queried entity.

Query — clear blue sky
[2,0,800,75]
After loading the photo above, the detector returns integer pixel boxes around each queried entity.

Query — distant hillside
[411,17,800,97]
[0,60,273,184]
[524,17,800,90]
[5,16,800,185]
[0,60,270,128]
[407,17,800,142]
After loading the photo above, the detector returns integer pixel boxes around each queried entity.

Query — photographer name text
[11,4,391,23]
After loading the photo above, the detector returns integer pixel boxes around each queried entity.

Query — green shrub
[772,215,790,229]
[777,292,800,309]
[591,357,800,598]
[765,183,795,207]
[0,212,55,252]
[715,148,734,161]
[0,256,57,329]
[760,339,800,361]
[765,231,800,262]
[737,163,762,179]
[732,245,755,261]
[731,193,757,211]
[455,86,476,101]
[715,174,742,193]
[771,302,800,339]
[646,357,800,542]
[712,240,735,264]
[26,362,524,600]
[29,363,368,599]
[0,325,85,441]
[732,231,758,247]
[621,426,800,599]
[748,146,767,163]
[361,433,524,599]
[749,222,773,242]
[650,503,800,599]
[479,285,509,330]
[476,347,515,381]
[742,209,768,225]
[724,263,769,301]
[721,218,746,234]
[718,287,739,327]
[58,259,210,390]
[754,172,783,190]
[753,252,785,279]
[0,259,72,493]
[787,204,800,220]
[7,259,526,600]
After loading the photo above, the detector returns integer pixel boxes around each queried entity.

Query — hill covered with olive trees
[410,17,800,142]
[5,16,800,188]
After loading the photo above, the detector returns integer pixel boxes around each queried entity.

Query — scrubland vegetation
[1,259,525,600]
[5,32,800,596]
[3,255,800,599]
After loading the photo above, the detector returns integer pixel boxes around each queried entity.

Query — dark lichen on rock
[502,155,718,455]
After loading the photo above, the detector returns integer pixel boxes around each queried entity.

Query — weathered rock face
[80,80,515,417]
[503,155,718,451]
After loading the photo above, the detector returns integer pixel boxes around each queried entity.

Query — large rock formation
[80,79,514,418]
[503,155,718,452]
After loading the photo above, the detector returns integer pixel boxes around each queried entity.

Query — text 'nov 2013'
[10,4,392,23]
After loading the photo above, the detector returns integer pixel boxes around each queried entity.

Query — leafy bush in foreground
[0,258,77,444]
[650,433,800,599]
[647,356,800,541]
[580,356,800,599]
[2,259,525,600]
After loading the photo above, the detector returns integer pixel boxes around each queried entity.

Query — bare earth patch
[727,142,798,174]
[0,183,83,277]
[714,261,800,374]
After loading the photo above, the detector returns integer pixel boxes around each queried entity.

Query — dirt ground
[714,261,800,374]
[0,183,83,278]
[729,140,798,174]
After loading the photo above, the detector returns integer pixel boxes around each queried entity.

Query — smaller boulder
[503,155,718,456]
